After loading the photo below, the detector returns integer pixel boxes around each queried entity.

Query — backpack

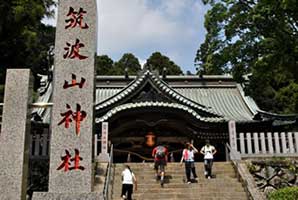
[156,146,166,159]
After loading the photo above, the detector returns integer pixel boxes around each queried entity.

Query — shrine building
[29,69,297,162]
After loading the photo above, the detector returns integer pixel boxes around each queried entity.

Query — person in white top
[121,165,137,200]
[200,140,217,179]
[180,142,198,184]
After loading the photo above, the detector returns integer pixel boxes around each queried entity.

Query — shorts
[154,159,166,172]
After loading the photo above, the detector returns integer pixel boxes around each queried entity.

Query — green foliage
[247,163,257,174]
[95,55,114,75]
[269,187,298,200]
[96,53,141,75]
[113,53,141,75]
[0,0,56,84]
[196,0,298,113]
[145,52,183,75]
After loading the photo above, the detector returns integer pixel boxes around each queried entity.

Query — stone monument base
[32,192,103,200]
[97,153,110,162]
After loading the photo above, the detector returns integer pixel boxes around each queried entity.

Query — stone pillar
[280,132,287,153]
[228,120,237,150]
[0,69,33,200]
[260,132,266,154]
[267,132,274,154]
[239,132,245,154]
[33,0,101,199]
[246,132,252,154]
[288,132,294,154]
[294,132,298,153]
[228,120,241,160]
[253,132,259,154]
[274,132,280,154]
[98,122,110,161]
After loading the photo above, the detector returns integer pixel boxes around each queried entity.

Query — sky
[42,0,209,73]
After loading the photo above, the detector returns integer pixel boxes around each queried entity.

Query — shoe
[121,195,126,199]
[194,176,198,180]
[208,176,211,179]
[187,181,191,184]
[160,180,164,187]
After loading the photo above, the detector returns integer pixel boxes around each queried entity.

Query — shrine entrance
[97,106,229,162]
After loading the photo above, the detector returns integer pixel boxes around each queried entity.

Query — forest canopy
[195,0,298,113]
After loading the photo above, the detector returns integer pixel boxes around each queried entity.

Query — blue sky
[43,0,209,73]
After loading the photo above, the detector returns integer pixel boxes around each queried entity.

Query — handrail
[103,144,113,200]
[225,143,252,200]
[114,148,183,162]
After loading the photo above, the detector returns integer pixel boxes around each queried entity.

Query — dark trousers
[185,161,197,182]
[204,159,213,177]
[121,184,133,200]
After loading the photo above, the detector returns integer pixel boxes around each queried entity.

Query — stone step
[112,185,245,193]
[112,179,241,186]
[114,164,234,169]
[110,162,247,200]
[113,192,247,200]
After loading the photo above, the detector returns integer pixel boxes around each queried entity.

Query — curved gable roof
[95,70,222,118]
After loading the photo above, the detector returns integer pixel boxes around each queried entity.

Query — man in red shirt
[152,145,168,187]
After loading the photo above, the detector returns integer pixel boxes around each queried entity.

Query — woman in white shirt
[180,142,198,184]
[200,140,217,179]
[121,165,137,200]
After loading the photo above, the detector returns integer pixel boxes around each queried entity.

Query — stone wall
[247,159,298,198]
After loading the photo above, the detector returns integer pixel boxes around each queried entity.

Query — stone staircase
[110,162,248,200]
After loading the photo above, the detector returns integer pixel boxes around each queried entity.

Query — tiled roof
[95,101,225,123]
[32,70,261,123]
[95,70,222,117]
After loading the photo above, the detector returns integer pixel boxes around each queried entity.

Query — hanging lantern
[145,132,156,147]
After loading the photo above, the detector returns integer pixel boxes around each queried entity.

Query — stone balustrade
[237,132,298,158]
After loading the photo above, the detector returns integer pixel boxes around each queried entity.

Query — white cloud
[41,0,208,73]
[98,0,207,72]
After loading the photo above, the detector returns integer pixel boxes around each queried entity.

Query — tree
[0,0,56,84]
[196,0,298,113]
[113,53,141,75]
[145,52,183,75]
[95,55,114,75]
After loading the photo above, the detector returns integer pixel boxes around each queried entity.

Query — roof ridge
[95,101,225,123]
[95,70,223,117]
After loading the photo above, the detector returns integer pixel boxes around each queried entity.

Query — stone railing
[237,132,298,158]
[30,131,101,159]
[29,130,50,159]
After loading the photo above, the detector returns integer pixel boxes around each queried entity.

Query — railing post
[274,132,281,154]
[260,132,266,154]
[267,132,274,154]
[253,132,259,154]
[239,132,245,154]
[281,132,287,153]
[288,132,295,153]
[246,133,252,154]
[295,132,298,153]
